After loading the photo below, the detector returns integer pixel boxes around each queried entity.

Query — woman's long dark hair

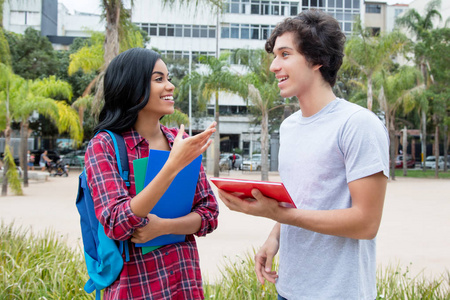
[94,48,161,133]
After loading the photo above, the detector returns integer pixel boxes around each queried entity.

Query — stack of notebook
[133,149,202,254]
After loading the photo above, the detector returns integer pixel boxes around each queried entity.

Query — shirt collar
[123,124,177,150]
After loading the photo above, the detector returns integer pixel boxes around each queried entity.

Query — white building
[3,0,375,159]
[132,0,364,155]
[2,0,103,50]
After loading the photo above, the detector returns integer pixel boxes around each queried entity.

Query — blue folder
[135,149,202,247]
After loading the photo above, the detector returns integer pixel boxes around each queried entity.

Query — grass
[0,221,92,299]
[1,222,449,299]
[394,168,450,179]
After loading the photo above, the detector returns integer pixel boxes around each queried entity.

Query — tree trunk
[103,0,120,66]
[388,114,396,180]
[421,109,427,171]
[260,110,269,181]
[434,124,439,178]
[213,91,220,177]
[94,0,120,114]
[402,126,407,177]
[20,121,29,187]
[367,75,373,111]
[444,125,448,172]
[1,81,11,196]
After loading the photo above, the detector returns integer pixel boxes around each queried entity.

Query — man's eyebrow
[275,46,294,52]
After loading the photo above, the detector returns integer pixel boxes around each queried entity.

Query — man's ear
[313,65,322,71]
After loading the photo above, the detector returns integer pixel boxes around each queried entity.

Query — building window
[369,27,380,36]
[221,26,230,38]
[150,24,157,35]
[251,24,259,39]
[231,24,240,38]
[167,24,174,36]
[10,10,40,26]
[394,8,404,17]
[241,24,250,39]
[366,4,381,13]
[175,25,183,37]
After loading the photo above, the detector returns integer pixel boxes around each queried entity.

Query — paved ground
[1,170,449,283]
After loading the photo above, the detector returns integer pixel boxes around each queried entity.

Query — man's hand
[255,230,280,285]
[217,188,280,220]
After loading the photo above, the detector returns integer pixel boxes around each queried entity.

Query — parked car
[242,154,270,171]
[395,155,415,169]
[219,153,243,171]
[60,150,86,169]
[423,156,450,169]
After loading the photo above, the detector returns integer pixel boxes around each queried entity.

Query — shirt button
[165,252,169,256]
[170,271,174,275]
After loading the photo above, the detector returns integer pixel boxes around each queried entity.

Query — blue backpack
[76,130,130,299]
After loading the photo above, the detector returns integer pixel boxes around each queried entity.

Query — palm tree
[0,63,22,195]
[184,54,247,176]
[344,20,409,111]
[375,66,423,179]
[10,76,82,188]
[395,0,442,171]
[235,49,283,181]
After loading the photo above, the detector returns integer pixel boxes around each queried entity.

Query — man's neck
[297,83,336,117]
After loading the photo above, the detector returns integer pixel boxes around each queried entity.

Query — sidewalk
[1,170,449,282]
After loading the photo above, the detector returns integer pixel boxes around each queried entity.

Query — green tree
[234,49,284,180]
[0,63,22,196]
[422,27,450,173]
[344,20,409,111]
[5,28,59,80]
[395,0,443,170]
[182,54,248,176]
[375,66,423,179]
[10,76,82,188]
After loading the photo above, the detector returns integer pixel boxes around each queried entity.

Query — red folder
[210,177,296,208]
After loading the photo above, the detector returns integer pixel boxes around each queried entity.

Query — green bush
[0,222,92,299]
[1,222,449,299]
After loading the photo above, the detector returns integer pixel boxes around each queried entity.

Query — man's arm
[218,171,387,240]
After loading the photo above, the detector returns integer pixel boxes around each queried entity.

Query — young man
[218,10,389,299]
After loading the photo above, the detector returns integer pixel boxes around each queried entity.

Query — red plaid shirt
[85,125,219,299]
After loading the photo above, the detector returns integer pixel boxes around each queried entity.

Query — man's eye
[168,77,172,82]
[282,52,289,57]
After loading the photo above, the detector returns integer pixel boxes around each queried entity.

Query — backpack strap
[97,130,131,262]
[101,130,130,188]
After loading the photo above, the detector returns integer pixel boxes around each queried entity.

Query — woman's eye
[155,77,163,82]
[168,77,172,82]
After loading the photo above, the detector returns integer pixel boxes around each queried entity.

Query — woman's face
[140,59,175,119]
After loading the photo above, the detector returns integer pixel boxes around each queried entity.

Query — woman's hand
[131,214,168,244]
[166,122,216,173]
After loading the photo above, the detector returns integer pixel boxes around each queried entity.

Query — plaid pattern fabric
[85,125,219,299]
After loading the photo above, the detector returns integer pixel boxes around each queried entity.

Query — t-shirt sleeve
[340,109,390,183]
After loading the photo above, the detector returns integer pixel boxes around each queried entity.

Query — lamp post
[249,127,254,160]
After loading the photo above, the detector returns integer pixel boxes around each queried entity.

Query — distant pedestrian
[27,151,35,170]
[39,150,51,171]
[232,152,236,170]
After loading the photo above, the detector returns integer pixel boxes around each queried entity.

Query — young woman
[85,48,219,299]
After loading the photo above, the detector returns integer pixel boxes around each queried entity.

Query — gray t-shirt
[277,98,389,299]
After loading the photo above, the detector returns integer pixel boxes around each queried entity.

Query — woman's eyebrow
[151,71,165,76]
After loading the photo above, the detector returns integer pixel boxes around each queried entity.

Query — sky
[59,0,415,15]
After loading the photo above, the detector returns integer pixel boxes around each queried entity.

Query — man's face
[269,32,319,99]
